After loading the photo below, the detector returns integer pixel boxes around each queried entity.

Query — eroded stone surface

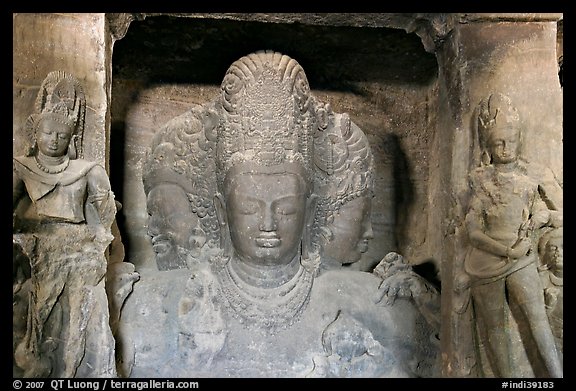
[13,13,563,379]
[459,93,562,377]
[117,50,439,378]
[12,72,119,378]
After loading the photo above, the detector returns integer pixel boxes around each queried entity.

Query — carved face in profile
[221,164,309,267]
[146,184,203,258]
[324,195,373,264]
[36,116,73,157]
[488,125,520,164]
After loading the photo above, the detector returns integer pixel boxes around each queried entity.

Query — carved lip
[152,243,170,255]
[358,240,369,253]
[255,237,281,248]
[151,234,170,244]
[151,234,172,254]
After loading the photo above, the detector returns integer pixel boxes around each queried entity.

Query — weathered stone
[117,50,439,378]
[12,72,122,378]
[458,92,562,378]
[13,13,563,379]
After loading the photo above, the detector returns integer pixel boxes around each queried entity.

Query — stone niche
[110,14,440,276]
[13,13,563,378]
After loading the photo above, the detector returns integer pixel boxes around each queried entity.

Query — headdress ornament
[24,71,86,158]
[477,93,519,145]
[216,50,316,189]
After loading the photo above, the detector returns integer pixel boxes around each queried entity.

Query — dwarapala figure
[13,71,119,378]
[463,92,562,378]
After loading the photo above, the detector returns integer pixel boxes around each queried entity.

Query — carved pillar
[430,13,563,377]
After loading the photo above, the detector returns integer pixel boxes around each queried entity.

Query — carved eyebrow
[40,129,72,136]
[241,195,263,204]
[273,195,299,205]
[240,195,300,205]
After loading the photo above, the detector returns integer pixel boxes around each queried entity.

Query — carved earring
[301,194,321,274]
[481,150,491,166]
[214,193,233,257]
[220,223,233,258]
[68,135,78,159]
[27,140,37,157]
[302,194,318,259]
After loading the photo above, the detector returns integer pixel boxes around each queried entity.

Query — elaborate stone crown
[24,71,86,158]
[477,93,520,147]
[36,102,76,129]
[315,111,375,216]
[216,51,316,189]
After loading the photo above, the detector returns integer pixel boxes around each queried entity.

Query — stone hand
[376,273,416,305]
[509,237,531,259]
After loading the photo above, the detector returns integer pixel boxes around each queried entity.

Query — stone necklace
[214,256,315,333]
[34,155,70,174]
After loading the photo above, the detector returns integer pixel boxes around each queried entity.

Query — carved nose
[147,215,160,236]
[363,222,374,240]
[259,209,277,231]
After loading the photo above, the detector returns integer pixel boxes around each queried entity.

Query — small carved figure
[537,228,563,358]
[463,92,562,377]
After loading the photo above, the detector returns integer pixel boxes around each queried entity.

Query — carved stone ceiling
[112,15,439,89]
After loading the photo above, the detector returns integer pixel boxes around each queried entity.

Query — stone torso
[13,157,98,224]
[471,165,539,242]
[120,266,435,378]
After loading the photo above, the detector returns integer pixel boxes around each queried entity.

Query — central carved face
[36,117,73,158]
[224,168,308,267]
[488,125,520,164]
[324,195,373,264]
